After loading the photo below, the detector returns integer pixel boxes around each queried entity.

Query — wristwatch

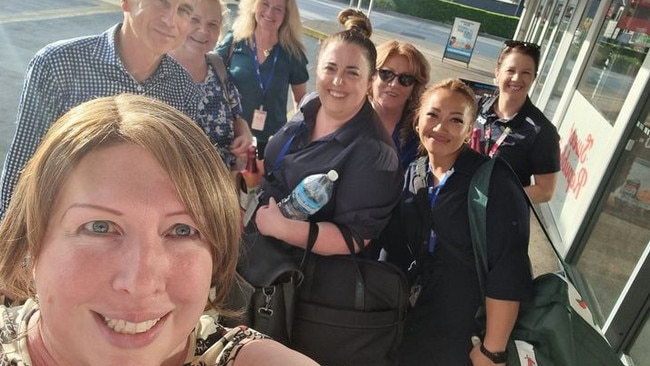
[479,343,508,364]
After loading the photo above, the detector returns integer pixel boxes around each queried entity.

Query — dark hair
[497,40,541,76]
[320,8,377,75]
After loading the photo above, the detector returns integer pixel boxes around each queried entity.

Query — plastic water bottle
[278,170,339,220]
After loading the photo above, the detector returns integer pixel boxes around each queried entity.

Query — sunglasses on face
[377,69,417,87]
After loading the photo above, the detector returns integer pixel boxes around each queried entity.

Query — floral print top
[197,59,244,169]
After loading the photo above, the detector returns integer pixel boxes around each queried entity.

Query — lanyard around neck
[269,123,306,175]
[485,125,511,158]
[252,35,279,98]
[427,166,454,253]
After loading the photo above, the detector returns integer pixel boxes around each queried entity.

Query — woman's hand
[230,135,252,166]
[231,116,254,168]
[254,197,291,238]
[469,342,506,366]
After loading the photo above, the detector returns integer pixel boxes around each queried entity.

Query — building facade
[517,0,650,363]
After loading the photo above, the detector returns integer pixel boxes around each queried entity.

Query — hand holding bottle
[239,145,262,209]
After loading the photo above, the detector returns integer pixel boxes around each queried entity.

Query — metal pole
[349,0,354,7]
[367,0,374,17]
[357,0,362,9]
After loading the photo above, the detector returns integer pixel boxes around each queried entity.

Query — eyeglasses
[377,69,417,87]
[503,40,541,52]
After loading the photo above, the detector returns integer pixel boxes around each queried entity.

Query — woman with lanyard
[254,7,402,258]
[471,40,560,203]
[380,79,532,365]
[248,12,402,362]
[216,0,308,159]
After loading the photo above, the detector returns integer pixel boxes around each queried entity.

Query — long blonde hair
[231,0,305,60]
[0,94,241,314]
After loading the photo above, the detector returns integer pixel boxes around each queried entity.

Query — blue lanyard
[269,123,306,174]
[427,166,454,253]
[252,35,279,99]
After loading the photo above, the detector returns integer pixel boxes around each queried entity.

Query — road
[296,0,503,61]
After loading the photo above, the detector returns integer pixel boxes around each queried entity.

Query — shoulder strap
[413,156,428,192]
[467,158,496,297]
[205,52,231,101]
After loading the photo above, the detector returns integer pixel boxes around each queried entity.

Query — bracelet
[479,343,507,364]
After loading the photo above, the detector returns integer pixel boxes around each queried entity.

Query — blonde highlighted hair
[231,0,305,60]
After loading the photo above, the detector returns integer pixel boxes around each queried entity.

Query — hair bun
[337,8,372,38]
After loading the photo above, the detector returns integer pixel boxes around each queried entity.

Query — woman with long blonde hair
[216,0,308,158]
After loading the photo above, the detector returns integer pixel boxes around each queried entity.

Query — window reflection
[532,0,578,101]
[577,0,648,125]
[543,2,590,120]
[577,115,650,324]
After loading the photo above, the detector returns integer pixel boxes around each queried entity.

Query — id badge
[252,107,267,131]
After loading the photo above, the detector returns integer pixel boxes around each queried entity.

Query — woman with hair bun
[252,8,403,365]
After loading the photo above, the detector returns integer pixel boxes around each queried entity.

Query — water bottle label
[293,181,321,214]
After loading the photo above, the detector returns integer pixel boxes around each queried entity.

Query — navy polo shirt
[475,95,560,186]
[260,93,403,240]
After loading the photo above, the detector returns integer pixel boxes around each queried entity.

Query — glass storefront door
[531,0,580,101]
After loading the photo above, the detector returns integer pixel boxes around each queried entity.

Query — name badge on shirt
[252,106,267,131]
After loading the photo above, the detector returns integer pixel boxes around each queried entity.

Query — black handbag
[291,222,409,366]
[221,228,302,346]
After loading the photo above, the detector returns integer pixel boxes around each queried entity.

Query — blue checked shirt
[0,24,200,218]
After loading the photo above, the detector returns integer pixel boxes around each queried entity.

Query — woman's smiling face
[416,88,473,160]
[316,40,372,122]
[33,143,213,366]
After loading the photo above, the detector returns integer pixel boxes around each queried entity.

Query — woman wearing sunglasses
[369,41,430,170]
[471,40,560,203]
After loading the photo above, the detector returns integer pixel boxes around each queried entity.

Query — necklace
[263,46,273,57]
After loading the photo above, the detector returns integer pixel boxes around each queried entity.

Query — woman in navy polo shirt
[471,40,560,203]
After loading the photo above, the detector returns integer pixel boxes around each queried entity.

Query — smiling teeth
[104,317,160,334]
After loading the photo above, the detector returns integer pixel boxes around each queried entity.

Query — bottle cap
[327,170,339,181]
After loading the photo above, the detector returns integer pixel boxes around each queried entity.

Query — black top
[475,95,560,186]
[381,147,532,365]
[261,93,403,240]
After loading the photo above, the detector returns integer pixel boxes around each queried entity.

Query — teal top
[216,32,309,145]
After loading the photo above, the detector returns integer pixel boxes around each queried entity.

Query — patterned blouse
[196,60,244,169]
[0,299,266,366]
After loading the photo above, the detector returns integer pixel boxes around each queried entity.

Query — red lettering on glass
[560,124,593,200]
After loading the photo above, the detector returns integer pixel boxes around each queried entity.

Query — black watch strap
[480,343,507,364]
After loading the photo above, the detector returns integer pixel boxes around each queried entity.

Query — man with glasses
[0,0,201,218]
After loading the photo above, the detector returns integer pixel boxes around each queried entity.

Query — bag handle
[300,222,367,310]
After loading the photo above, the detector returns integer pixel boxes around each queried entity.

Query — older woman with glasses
[471,40,560,203]
[369,41,430,170]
